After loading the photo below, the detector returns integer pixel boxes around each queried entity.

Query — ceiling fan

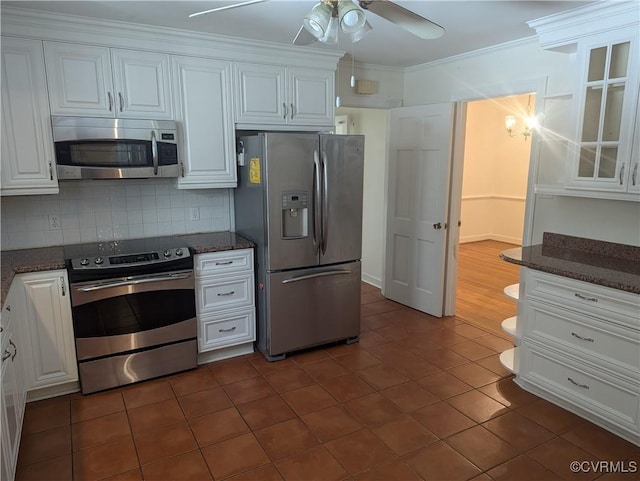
[189,0,445,46]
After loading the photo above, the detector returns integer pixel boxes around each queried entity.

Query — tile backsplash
[1,179,232,250]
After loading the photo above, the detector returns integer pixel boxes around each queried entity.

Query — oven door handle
[76,272,192,292]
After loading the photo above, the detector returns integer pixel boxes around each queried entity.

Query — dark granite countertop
[1,231,254,308]
[500,233,640,294]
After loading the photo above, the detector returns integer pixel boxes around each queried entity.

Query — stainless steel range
[65,237,197,394]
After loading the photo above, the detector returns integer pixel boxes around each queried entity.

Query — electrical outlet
[48,215,61,230]
[189,207,200,221]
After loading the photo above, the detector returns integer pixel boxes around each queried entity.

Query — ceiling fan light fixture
[303,2,332,39]
[350,19,372,43]
[338,1,366,33]
[321,16,339,44]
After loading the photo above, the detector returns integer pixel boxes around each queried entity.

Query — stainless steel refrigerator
[234,132,364,361]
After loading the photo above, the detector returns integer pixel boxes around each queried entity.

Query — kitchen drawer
[196,273,254,314]
[198,307,255,352]
[520,341,640,432]
[195,249,253,277]
[525,300,640,373]
[524,270,640,328]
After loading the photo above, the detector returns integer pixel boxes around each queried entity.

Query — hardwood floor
[455,240,520,338]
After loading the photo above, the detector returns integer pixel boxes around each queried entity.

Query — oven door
[70,270,196,361]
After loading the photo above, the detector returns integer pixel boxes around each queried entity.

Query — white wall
[335,58,404,109]
[336,106,388,287]
[460,95,531,245]
[0,180,232,250]
[405,39,640,246]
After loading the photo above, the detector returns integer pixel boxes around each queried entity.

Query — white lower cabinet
[1,283,27,481]
[515,268,640,445]
[19,270,78,394]
[195,249,256,361]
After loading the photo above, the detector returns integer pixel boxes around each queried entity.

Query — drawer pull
[571,332,594,343]
[574,293,598,302]
[215,261,234,266]
[219,326,237,333]
[567,377,589,390]
[2,349,10,362]
[217,291,236,297]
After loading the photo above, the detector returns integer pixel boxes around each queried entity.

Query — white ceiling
[3,1,598,67]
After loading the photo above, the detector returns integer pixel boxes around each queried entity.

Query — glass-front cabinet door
[569,30,639,196]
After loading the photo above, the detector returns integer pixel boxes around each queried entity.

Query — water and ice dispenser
[281,191,308,239]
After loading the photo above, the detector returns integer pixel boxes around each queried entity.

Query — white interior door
[383,103,454,316]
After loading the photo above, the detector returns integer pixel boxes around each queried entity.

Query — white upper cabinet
[44,42,173,119]
[234,63,334,127]
[1,37,58,196]
[567,29,639,196]
[530,2,639,201]
[172,56,236,189]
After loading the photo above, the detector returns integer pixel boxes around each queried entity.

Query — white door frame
[443,77,547,316]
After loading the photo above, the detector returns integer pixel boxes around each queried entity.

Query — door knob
[433,222,442,229]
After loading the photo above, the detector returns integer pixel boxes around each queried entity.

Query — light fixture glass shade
[505,115,516,132]
[338,1,366,33]
[321,16,339,44]
[350,19,372,43]
[303,2,332,39]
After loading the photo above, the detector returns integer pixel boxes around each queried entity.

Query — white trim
[404,37,537,72]
[528,0,640,51]
[459,234,522,245]
[1,7,343,69]
[461,195,526,202]
[535,184,640,202]
[361,273,382,289]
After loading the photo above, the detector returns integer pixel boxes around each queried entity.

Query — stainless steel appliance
[234,132,364,360]
[52,116,180,180]
[65,237,197,394]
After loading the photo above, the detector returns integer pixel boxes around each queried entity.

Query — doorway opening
[454,94,534,337]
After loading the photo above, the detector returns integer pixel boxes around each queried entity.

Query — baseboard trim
[361,273,382,288]
[460,235,521,245]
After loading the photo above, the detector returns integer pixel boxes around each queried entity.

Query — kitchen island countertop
[500,233,640,294]
[1,231,254,307]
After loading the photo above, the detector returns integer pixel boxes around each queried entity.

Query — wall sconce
[505,95,538,140]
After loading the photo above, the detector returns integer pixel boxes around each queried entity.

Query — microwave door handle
[151,130,159,175]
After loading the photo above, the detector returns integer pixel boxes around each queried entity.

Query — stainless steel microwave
[52,116,180,180]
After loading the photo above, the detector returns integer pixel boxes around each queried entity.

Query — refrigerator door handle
[281,269,352,284]
[313,150,322,255]
[321,151,329,255]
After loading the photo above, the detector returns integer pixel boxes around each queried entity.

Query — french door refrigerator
[234,132,364,360]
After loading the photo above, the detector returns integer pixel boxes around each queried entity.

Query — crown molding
[404,36,537,73]
[527,0,640,51]
[0,6,344,69]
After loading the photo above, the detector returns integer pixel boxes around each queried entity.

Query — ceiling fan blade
[292,25,317,46]
[189,0,268,18]
[359,0,444,39]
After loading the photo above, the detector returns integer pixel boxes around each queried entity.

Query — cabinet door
[288,67,335,126]
[569,31,639,194]
[627,99,640,194]
[44,42,114,117]
[1,284,26,481]
[1,37,58,196]
[234,63,287,125]
[112,49,173,119]
[20,271,78,391]
[172,56,236,188]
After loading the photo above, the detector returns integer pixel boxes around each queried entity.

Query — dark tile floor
[15,284,640,480]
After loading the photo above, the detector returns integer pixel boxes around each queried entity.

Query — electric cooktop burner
[64,236,192,271]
